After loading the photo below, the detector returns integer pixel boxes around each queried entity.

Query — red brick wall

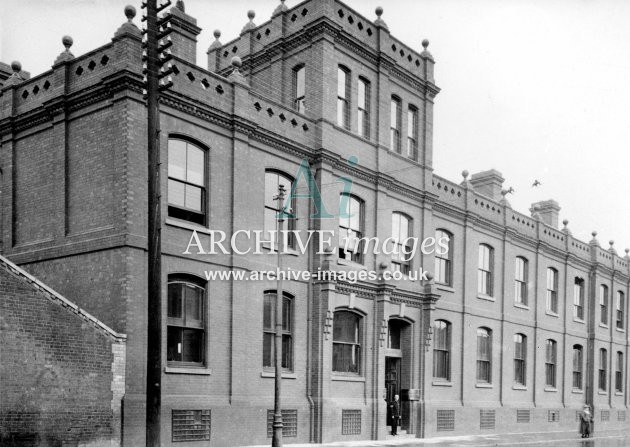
[0,263,124,446]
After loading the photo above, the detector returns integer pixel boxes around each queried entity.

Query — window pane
[168,179,186,208]
[391,99,399,128]
[168,284,183,319]
[333,343,360,373]
[282,334,293,369]
[296,67,305,98]
[185,285,202,323]
[265,172,279,208]
[182,329,203,363]
[186,146,204,186]
[263,294,275,330]
[334,312,359,343]
[337,68,347,98]
[263,332,273,367]
[167,326,183,362]
[185,185,203,212]
[282,298,292,332]
[168,140,187,180]
[358,80,366,108]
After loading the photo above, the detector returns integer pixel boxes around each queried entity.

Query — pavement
[245,430,630,447]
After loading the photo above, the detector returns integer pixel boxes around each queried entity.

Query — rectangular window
[514,334,526,386]
[616,351,623,393]
[617,291,625,329]
[407,106,418,160]
[339,194,363,263]
[390,97,401,152]
[172,410,211,442]
[572,345,583,389]
[600,285,609,325]
[476,328,492,383]
[545,339,557,387]
[546,268,558,313]
[333,311,362,374]
[477,244,493,296]
[337,66,350,129]
[433,320,451,381]
[293,66,305,113]
[574,278,585,320]
[435,230,452,286]
[391,213,411,275]
[262,293,293,370]
[599,348,608,391]
[357,78,370,139]
[168,139,206,225]
[167,280,205,365]
[514,257,528,305]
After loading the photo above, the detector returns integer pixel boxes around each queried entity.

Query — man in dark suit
[389,394,401,435]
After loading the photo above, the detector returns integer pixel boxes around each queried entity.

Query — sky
[2,0,630,250]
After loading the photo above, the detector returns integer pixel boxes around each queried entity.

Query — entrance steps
[385,427,414,441]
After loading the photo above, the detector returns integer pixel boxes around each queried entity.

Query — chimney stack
[530,200,561,228]
[469,169,505,202]
[167,1,201,65]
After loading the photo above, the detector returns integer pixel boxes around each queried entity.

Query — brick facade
[1,0,629,445]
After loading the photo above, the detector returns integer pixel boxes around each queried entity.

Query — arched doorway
[385,318,413,433]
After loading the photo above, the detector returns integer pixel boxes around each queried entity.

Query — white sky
[2,0,630,250]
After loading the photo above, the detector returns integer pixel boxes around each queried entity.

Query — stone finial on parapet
[114,5,141,39]
[3,61,25,87]
[208,30,222,52]
[625,248,630,261]
[590,231,600,247]
[460,170,471,189]
[241,10,256,34]
[374,7,388,30]
[561,219,571,235]
[175,0,185,12]
[420,39,434,62]
[228,56,248,86]
[54,36,75,65]
[272,0,288,17]
[609,240,617,255]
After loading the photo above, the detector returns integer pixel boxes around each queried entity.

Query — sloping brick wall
[0,255,126,446]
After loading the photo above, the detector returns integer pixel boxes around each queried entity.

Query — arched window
[435,230,452,286]
[573,277,585,320]
[264,170,296,248]
[390,96,401,152]
[478,244,494,297]
[572,344,583,390]
[514,257,528,305]
[262,291,293,370]
[433,320,451,381]
[293,65,305,113]
[599,348,608,391]
[617,291,625,329]
[339,194,364,263]
[545,339,557,387]
[167,275,206,365]
[407,105,418,160]
[476,327,492,383]
[514,333,526,386]
[616,351,624,392]
[600,284,609,325]
[167,138,207,225]
[332,310,362,374]
[357,77,370,139]
[391,212,412,274]
[546,268,558,313]
[337,65,350,129]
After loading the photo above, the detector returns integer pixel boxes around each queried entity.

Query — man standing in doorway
[389,394,401,435]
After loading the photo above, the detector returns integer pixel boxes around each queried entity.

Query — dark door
[385,357,401,424]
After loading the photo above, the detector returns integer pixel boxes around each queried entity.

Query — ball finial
[462,170,469,179]
[625,248,629,255]
[592,231,598,238]
[62,35,73,50]
[426,272,434,281]
[231,56,242,69]
[247,10,256,20]
[375,6,383,17]
[213,29,221,39]
[422,39,430,49]
[10,61,22,73]
[562,219,569,226]
[124,5,136,21]
[610,240,615,247]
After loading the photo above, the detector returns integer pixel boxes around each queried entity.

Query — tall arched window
[391,212,412,274]
[433,320,451,381]
[546,268,558,313]
[476,327,492,383]
[357,77,370,139]
[407,105,418,160]
[514,333,526,386]
[339,194,364,263]
[390,96,401,152]
[545,339,557,387]
[616,351,624,393]
[264,170,296,248]
[262,291,293,370]
[478,244,494,296]
[332,310,362,374]
[435,230,452,286]
[572,344,583,390]
[337,66,350,129]
[168,138,207,225]
[617,291,625,329]
[514,257,528,305]
[599,348,608,391]
[167,275,206,365]
[574,277,585,320]
[293,65,306,113]
[600,284,609,325]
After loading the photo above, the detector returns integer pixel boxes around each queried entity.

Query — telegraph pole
[272,184,287,447]
[141,0,173,444]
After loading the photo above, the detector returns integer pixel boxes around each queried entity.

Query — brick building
[1,0,629,445]
[0,254,126,446]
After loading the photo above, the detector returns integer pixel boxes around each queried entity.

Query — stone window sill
[475,383,493,388]
[261,370,297,379]
[432,380,453,387]
[477,294,495,302]
[514,303,530,310]
[331,374,366,382]
[436,285,455,293]
[544,387,558,392]
[165,366,212,375]
[572,388,584,394]
[512,384,527,390]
